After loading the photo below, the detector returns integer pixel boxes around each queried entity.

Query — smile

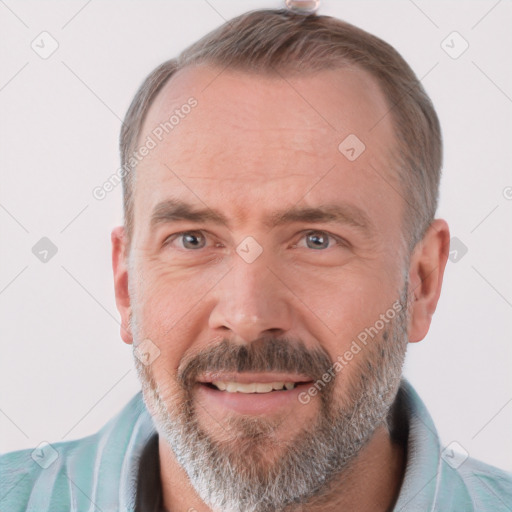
[194,372,315,414]
[209,381,297,393]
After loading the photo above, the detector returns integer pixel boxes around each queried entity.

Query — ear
[407,219,450,343]
[112,226,133,345]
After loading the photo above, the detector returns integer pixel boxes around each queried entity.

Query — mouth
[195,372,315,414]
[204,381,299,393]
[197,372,313,392]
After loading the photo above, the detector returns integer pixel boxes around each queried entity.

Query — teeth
[211,381,297,393]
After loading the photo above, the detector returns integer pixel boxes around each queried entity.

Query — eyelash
[162,230,348,251]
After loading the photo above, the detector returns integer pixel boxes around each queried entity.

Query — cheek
[285,258,399,340]
[135,258,218,328]
[133,264,222,373]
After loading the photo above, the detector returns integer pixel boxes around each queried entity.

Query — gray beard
[132,282,410,512]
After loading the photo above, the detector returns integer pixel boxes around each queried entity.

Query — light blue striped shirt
[1,380,511,511]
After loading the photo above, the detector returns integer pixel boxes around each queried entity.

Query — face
[123,65,412,511]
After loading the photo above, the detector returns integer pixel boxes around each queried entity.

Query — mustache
[178,337,334,389]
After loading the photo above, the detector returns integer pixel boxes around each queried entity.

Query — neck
[159,424,405,512]
[300,425,405,512]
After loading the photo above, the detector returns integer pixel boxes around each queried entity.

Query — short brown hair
[120,8,441,252]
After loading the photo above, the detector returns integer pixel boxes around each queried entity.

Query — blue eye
[298,230,343,250]
[165,231,206,250]
[306,231,329,250]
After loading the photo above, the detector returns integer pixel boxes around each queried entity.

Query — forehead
[133,64,400,235]
[143,63,393,148]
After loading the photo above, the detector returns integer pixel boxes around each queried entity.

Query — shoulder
[436,454,512,511]
[393,381,512,511]
[0,434,99,512]
[0,392,152,512]
[457,456,512,509]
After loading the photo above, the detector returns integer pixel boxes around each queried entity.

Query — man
[1,7,511,512]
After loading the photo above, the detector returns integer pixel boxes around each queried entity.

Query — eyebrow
[150,199,374,236]
[268,204,374,234]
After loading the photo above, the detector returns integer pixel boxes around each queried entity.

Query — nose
[208,254,293,344]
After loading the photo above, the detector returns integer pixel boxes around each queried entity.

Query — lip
[195,376,315,416]
[197,371,313,385]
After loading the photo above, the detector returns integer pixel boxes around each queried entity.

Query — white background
[1,0,511,472]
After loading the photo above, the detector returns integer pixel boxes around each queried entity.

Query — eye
[164,231,208,250]
[295,230,345,250]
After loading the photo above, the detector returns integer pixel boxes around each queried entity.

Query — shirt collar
[392,379,443,511]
